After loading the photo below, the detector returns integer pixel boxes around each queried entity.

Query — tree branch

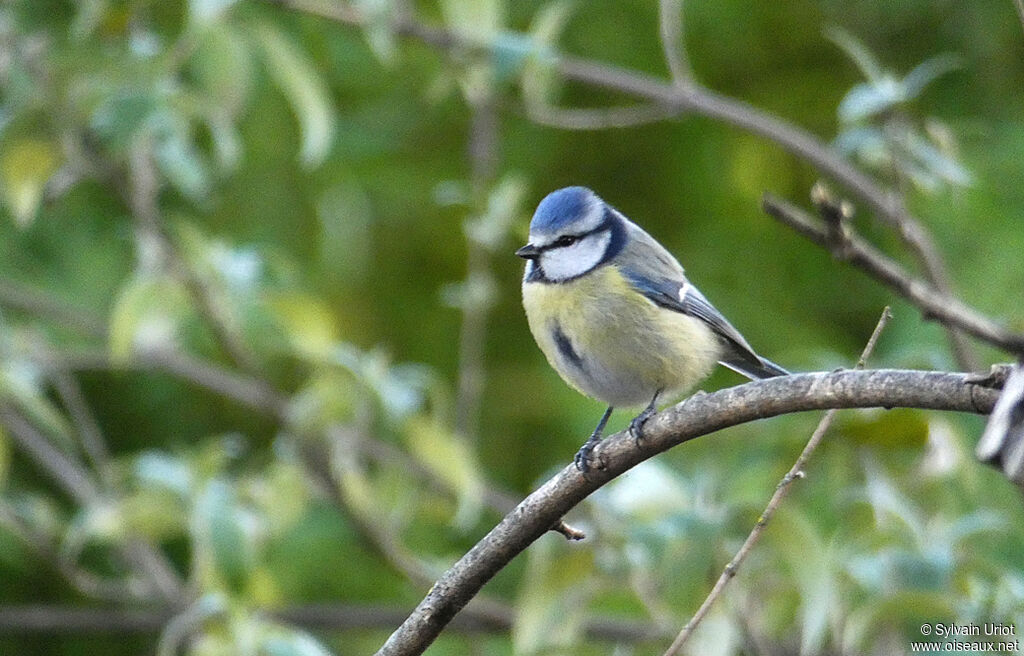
[0,279,106,338]
[0,405,100,505]
[375,369,999,655]
[525,103,681,130]
[125,140,264,378]
[761,192,1024,355]
[658,0,694,87]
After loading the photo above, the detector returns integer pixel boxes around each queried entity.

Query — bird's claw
[574,437,607,473]
[575,445,608,474]
[629,408,654,446]
[573,445,594,473]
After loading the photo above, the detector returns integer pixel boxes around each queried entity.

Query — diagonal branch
[658,0,695,87]
[761,192,1024,355]
[375,369,999,655]
[0,405,100,504]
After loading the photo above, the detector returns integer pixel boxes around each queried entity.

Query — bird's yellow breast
[522,265,720,407]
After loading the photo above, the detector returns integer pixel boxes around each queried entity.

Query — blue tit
[516,186,787,472]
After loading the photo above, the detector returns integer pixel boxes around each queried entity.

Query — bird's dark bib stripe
[551,323,584,370]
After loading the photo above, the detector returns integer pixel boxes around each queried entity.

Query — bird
[516,186,788,472]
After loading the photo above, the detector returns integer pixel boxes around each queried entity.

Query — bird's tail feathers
[720,354,789,380]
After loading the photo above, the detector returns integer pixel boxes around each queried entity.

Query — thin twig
[0,279,105,337]
[762,192,1024,355]
[50,371,113,487]
[815,179,977,370]
[375,368,997,655]
[126,141,263,378]
[455,97,500,445]
[658,0,694,87]
[526,104,680,130]
[1015,0,1024,36]
[138,347,287,414]
[661,307,892,656]
[0,405,100,504]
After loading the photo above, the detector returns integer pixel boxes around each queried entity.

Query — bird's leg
[574,406,614,473]
[629,389,662,445]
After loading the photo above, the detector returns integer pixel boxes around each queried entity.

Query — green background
[0,0,1022,654]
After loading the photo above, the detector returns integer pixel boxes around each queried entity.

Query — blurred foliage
[0,0,1023,655]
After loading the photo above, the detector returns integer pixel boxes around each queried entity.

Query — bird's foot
[573,434,604,474]
[629,406,656,446]
[573,445,594,473]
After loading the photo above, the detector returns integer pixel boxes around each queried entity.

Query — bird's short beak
[516,243,540,259]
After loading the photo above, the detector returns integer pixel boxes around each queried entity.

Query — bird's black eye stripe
[537,221,610,252]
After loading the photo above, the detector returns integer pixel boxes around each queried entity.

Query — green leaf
[194,479,259,592]
[824,27,886,84]
[71,0,109,40]
[253,22,336,168]
[286,371,357,434]
[263,291,340,359]
[594,459,691,521]
[189,0,241,24]
[491,31,537,82]
[404,416,484,530]
[190,24,254,115]
[840,408,929,450]
[254,457,311,535]
[63,500,126,550]
[260,628,335,656]
[108,273,190,366]
[152,114,212,201]
[858,458,925,541]
[0,138,61,227]
[0,359,74,445]
[521,1,575,109]
[686,610,742,656]
[90,91,160,150]
[440,0,501,40]
[902,54,961,100]
[465,173,528,250]
[903,128,972,188]
[316,183,373,282]
[513,535,595,654]
[135,450,195,498]
[770,509,839,656]
[352,0,399,65]
[327,344,436,420]
[838,80,904,124]
[207,113,243,171]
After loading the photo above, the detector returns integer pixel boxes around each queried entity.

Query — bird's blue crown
[529,186,601,236]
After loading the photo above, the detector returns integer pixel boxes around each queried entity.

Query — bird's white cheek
[539,231,611,281]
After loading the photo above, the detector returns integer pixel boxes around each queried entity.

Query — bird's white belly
[522,265,721,407]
